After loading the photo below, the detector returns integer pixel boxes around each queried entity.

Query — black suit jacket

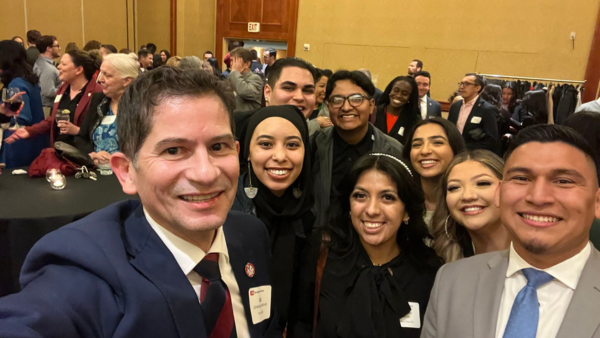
[448,97,498,153]
[373,105,419,145]
[0,200,280,338]
[424,97,442,119]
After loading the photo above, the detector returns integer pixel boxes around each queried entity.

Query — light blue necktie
[503,268,554,338]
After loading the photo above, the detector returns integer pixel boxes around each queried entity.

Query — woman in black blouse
[290,152,442,338]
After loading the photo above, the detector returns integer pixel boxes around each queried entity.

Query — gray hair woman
[74,53,140,168]
[177,56,202,70]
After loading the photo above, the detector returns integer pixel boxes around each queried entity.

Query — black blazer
[448,97,498,153]
[424,97,442,119]
[373,105,420,145]
[74,92,109,155]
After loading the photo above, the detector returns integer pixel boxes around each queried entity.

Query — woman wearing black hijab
[288,153,441,338]
[232,105,315,329]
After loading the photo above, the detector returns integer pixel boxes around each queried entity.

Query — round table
[0,168,138,296]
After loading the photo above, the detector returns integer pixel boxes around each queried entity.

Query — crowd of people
[0,29,600,338]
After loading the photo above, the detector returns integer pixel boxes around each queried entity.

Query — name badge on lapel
[470,116,482,124]
[249,285,271,324]
[54,94,62,103]
[398,127,405,136]
[399,302,421,329]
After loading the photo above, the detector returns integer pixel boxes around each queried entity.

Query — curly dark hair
[67,50,101,81]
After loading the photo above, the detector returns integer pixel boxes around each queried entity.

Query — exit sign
[248,22,260,33]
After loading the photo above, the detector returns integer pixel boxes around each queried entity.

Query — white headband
[370,153,413,178]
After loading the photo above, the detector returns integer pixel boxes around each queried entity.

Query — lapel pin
[245,263,255,277]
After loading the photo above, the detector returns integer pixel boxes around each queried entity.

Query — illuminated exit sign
[248,22,260,33]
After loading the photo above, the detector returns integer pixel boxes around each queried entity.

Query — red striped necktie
[193,253,236,338]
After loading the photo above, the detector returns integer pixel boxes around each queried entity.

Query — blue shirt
[92,107,118,153]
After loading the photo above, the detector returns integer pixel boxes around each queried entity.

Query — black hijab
[242,105,315,323]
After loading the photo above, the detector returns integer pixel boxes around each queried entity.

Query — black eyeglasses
[458,82,476,87]
[52,44,60,48]
[328,94,370,108]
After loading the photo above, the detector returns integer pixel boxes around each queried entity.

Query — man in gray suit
[414,71,441,120]
[422,124,600,338]
[228,47,263,113]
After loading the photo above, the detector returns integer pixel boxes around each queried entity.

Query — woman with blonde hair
[430,149,510,263]
[165,56,181,67]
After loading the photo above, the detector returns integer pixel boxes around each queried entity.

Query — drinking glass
[2,87,22,128]
[49,174,66,190]
[55,110,70,124]
[46,168,62,182]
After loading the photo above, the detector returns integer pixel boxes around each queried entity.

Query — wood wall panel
[230,0,249,24]
[216,0,299,63]
[261,0,283,25]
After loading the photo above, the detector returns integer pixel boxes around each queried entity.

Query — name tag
[101,116,116,125]
[398,127,405,136]
[471,116,482,124]
[248,285,271,324]
[54,94,62,103]
[399,302,421,329]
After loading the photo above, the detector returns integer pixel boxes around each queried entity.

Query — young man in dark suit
[414,71,442,119]
[0,68,280,338]
[447,73,498,152]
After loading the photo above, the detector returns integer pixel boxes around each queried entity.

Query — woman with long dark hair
[0,40,47,168]
[290,153,441,337]
[501,81,518,114]
[232,105,314,329]
[6,49,103,147]
[205,57,223,79]
[480,84,510,154]
[159,49,171,66]
[402,118,466,226]
[373,76,421,145]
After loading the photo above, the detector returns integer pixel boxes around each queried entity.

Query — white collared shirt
[145,209,250,337]
[495,242,591,338]
[420,96,428,120]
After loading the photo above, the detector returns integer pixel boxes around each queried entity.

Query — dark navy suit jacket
[448,97,499,153]
[0,200,280,338]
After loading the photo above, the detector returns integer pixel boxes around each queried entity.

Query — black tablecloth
[0,168,138,296]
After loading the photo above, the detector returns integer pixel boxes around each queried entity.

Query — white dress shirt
[420,96,428,120]
[495,242,591,338]
[145,210,250,338]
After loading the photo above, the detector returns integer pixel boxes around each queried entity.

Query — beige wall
[176,0,216,57]
[295,0,599,101]
[0,0,27,40]
[0,0,130,52]
[4,0,598,100]
[137,0,170,52]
